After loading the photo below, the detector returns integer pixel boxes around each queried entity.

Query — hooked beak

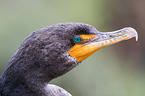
[68,27,138,62]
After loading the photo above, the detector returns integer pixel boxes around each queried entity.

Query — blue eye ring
[74,36,82,43]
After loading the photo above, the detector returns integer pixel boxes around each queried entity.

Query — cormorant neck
[0,49,77,96]
[0,54,53,95]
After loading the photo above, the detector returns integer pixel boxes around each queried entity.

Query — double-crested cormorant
[0,23,138,96]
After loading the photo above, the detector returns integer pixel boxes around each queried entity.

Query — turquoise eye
[74,36,82,43]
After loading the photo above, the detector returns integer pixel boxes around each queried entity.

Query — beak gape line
[68,27,138,62]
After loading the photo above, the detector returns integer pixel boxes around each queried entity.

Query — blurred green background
[0,0,145,96]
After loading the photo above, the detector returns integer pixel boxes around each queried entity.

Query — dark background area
[0,0,145,96]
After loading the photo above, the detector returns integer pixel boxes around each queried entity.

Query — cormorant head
[2,22,138,82]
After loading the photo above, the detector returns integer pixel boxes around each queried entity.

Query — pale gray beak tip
[125,27,138,41]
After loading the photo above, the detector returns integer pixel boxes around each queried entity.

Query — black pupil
[77,38,80,41]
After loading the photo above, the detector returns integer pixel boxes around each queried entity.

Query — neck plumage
[0,54,52,96]
[0,49,75,96]
[0,58,72,96]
